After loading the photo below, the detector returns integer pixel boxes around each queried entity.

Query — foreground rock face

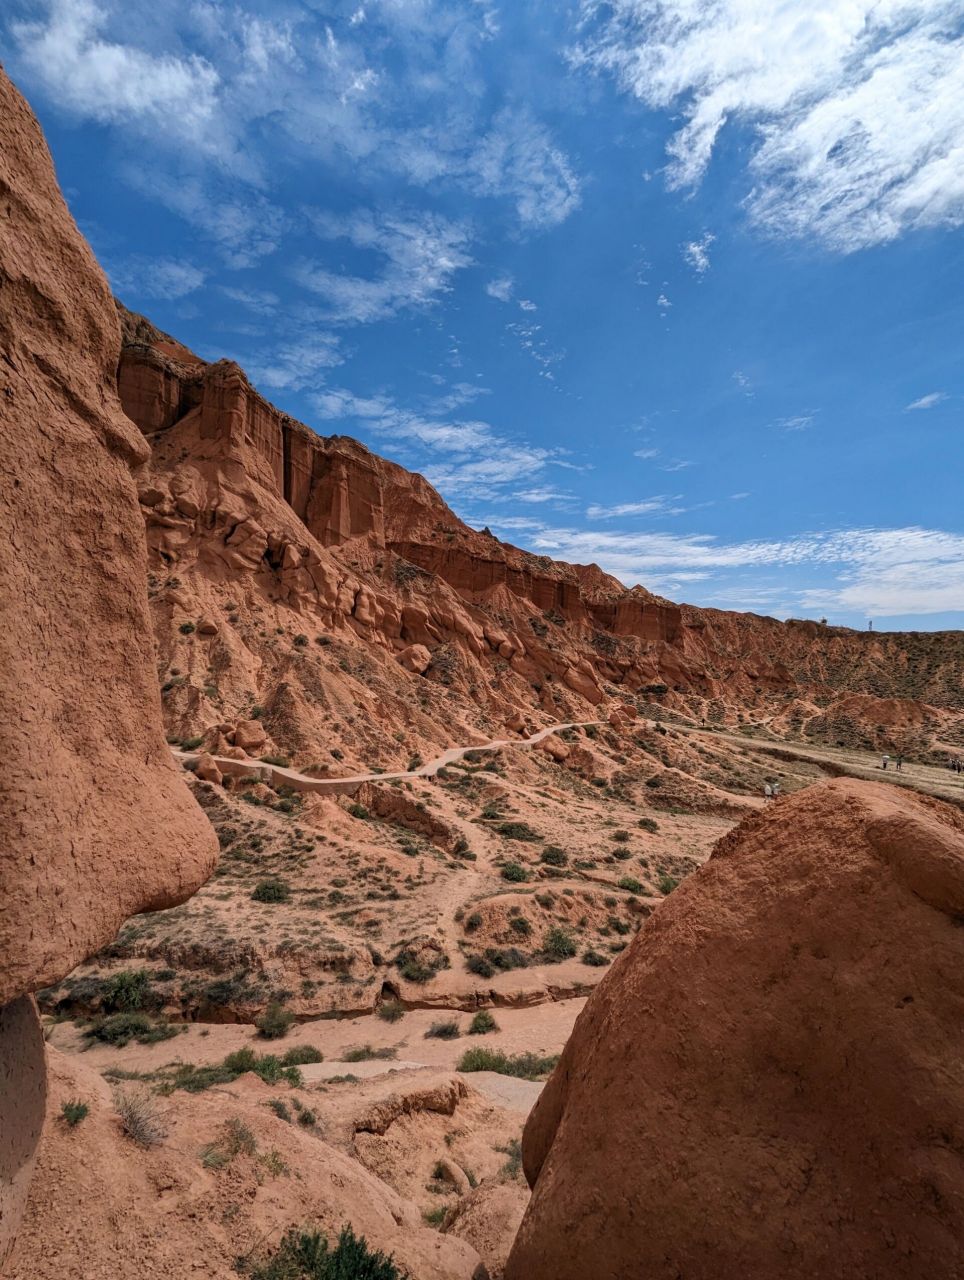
[506,779,964,1280]
[0,68,217,1003]
[0,67,217,1264]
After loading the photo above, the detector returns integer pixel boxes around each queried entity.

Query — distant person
[772,781,781,798]
[763,782,773,802]
[896,755,903,772]
[881,754,889,771]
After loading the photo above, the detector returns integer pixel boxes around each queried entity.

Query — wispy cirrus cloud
[296,208,473,325]
[905,391,949,410]
[575,1,964,253]
[478,517,964,617]
[108,255,206,300]
[310,382,556,497]
[775,413,816,432]
[586,496,683,519]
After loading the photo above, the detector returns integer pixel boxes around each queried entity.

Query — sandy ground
[46,994,586,1080]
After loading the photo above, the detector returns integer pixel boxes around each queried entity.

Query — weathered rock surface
[506,779,964,1280]
[10,1049,487,1280]
[0,67,217,1265]
[0,69,217,1005]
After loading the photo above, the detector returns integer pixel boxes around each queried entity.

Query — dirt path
[173,719,604,795]
[682,726,964,808]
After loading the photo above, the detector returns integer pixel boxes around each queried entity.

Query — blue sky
[5,0,964,630]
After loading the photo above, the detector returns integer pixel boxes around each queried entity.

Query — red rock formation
[117,311,962,760]
[0,69,217,1266]
[505,779,964,1279]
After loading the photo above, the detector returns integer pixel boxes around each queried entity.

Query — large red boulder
[506,779,964,1280]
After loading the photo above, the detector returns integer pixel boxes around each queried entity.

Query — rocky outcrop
[0,68,217,1265]
[118,309,962,761]
[506,780,964,1279]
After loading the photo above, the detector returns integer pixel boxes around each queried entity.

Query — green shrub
[464,912,483,933]
[501,862,529,883]
[618,876,643,894]
[260,754,290,767]
[171,1050,303,1093]
[267,1098,291,1122]
[293,634,309,647]
[349,803,370,820]
[638,817,659,833]
[298,1109,317,1127]
[85,1012,177,1047]
[582,949,609,967]
[509,916,532,937]
[612,829,630,843]
[181,736,205,750]
[466,954,495,978]
[280,1044,323,1065]
[376,1000,405,1023]
[540,845,568,867]
[104,968,155,1012]
[542,927,576,961]
[456,1047,558,1080]
[179,621,196,635]
[468,1010,498,1035]
[252,879,290,904]
[483,947,528,971]
[343,1045,397,1063]
[61,1099,89,1127]
[497,821,540,842]
[395,948,448,984]
[424,1019,460,1040]
[657,873,680,895]
[256,1002,295,1040]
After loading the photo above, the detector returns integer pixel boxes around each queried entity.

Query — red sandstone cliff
[116,307,962,765]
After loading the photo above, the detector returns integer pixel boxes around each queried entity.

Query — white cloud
[775,413,816,432]
[506,319,565,380]
[109,255,206,300]
[244,334,344,392]
[513,486,574,503]
[466,107,581,228]
[297,208,473,324]
[660,459,692,471]
[576,1,964,252]
[485,275,514,302]
[633,447,660,459]
[656,292,672,309]
[905,391,949,410]
[310,382,556,498]
[480,519,964,616]
[682,231,715,274]
[586,497,682,519]
[12,0,581,242]
[518,298,538,311]
[12,0,219,134]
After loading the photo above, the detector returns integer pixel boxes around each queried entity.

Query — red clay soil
[506,779,964,1280]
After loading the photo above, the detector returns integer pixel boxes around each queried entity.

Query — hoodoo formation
[2,44,964,1280]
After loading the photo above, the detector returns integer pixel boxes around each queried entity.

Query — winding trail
[173,719,604,796]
